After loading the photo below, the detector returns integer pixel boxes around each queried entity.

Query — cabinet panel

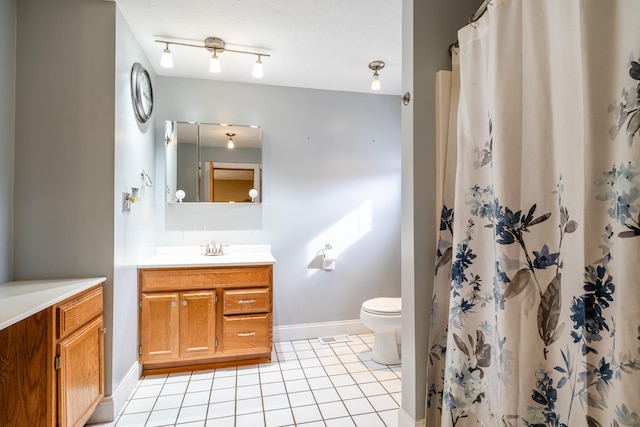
[180,291,216,358]
[223,288,270,315]
[140,266,271,292]
[57,316,104,427]
[222,313,271,353]
[140,293,180,362]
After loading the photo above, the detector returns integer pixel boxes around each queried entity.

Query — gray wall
[0,0,15,284]
[400,0,484,423]
[113,8,157,397]
[155,78,402,327]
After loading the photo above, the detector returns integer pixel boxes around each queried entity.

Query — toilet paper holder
[318,244,338,270]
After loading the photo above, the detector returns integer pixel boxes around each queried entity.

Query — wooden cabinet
[0,283,104,427]
[139,265,272,374]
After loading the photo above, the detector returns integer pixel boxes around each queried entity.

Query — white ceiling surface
[116,0,402,95]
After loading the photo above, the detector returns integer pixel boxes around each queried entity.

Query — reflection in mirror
[165,121,262,203]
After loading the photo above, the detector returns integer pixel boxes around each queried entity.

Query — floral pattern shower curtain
[427,1,640,426]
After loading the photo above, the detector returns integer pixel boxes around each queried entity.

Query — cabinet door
[140,292,180,362]
[180,291,216,358]
[57,316,104,427]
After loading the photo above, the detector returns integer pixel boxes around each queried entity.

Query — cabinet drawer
[222,313,271,353]
[57,286,103,339]
[140,266,271,292]
[223,288,270,315]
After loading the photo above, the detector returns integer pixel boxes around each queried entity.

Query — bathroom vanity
[0,278,106,427]
[138,246,275,375]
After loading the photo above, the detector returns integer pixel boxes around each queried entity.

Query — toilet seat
[361,297,401,316]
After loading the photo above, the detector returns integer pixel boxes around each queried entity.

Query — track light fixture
[156,37,270,78]
[368,60,385,91]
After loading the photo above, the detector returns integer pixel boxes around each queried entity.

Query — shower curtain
[428,1,640,426]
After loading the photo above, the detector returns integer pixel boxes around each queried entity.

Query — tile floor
[90,334,401,427]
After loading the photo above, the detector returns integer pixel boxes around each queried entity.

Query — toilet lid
[362,297,401,315]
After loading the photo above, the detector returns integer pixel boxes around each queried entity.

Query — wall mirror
[165,121,262,203]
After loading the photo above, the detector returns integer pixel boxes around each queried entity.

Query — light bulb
[252,57,264,78]
[371,72,381,91]
[160,46,173,68]
[209,53,221,73]
[227,139,234,149]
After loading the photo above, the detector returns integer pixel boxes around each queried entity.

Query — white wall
[154,78,402,327]
[0,0,15,284]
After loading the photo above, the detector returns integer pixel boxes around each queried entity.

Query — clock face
[131,62,153,123]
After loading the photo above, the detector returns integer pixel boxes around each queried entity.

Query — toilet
[360,297,402,365]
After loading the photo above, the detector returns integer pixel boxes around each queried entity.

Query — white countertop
[0,277,106,331]
[138,245,276,268]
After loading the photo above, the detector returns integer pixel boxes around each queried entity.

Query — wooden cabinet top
[0,277,106,331]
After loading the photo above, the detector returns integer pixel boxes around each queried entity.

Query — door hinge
[139,345,142,355]
[215,294,218,304]
[139,300,142,309]
[55,355,61,370]
[215,338,218,348]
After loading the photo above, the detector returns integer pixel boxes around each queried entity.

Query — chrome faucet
[204,241,224,256]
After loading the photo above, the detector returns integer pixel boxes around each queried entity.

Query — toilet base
[371,331,401,365]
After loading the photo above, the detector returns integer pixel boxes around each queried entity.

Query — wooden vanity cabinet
[139,265,273,374]
[0,283,104,427]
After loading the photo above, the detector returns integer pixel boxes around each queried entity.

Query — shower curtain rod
[449,0,491,56]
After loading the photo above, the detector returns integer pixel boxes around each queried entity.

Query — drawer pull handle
[238,299,256,304]
[238,332,256,337]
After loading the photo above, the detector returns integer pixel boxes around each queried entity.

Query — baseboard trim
[88,362,141,423]
[273,319,371,342]
[398,407,426,427]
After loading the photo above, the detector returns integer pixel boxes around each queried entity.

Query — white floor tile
[335,385,365,400]
[190,370,214,380]
[292,404,323,424]
[261,371,284,383]
[319,356,342,366]
[263,393,291,411]
[288,390,315,407]
[132,384,163,399]
[115,412,149,426]
[299,357,323,368]
[187,379,212,393]
[236,397,263,415]
[349,371,377,384]
[352,412,385,427]
[318,401,349,419]
[324,417,356,427]
[207,400,235,418]
[323,364,348,376]
[176,404,208,423]
[265,408,295,427]
[303,366,327,378]
[391,391,402,405]
[145,408,179,426]
[343,398,374,416]
[367,393,399,411]
[329,373,355,387]
[331,345,354,355]
[209,388,235,403]
[292,340,313,351]
[298,422,326,427]
[123,397,156,414]
[370,369,397,382]
[139,374,167,386]
[278,351,299,362]
[155,393,185,410]
[358,381,388,397]
[312,387,341,404]
[378,409,399,427]
[307,376,333,390]
[313,347,335,357]
[259,361,282,373]
[262,381,287,396]
[284,378,310,393]
[274,341,294,353]
[237,373,260,386]
[176,421,205,427]
[282,368,305,381]
[161,381,188,396]
[237,384,262,399]
[236,412,266,427]
[237,365,260,375]
[167,372,192,383]
[380,378,402,393]
[343,362,369,374]
[213,367,237,378]
[278,359,302,370]
[182,390,211,407]
[205,416,234,427]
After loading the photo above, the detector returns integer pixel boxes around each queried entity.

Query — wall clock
[130,62,153,123]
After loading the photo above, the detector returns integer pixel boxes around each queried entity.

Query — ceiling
[116,0,403,95]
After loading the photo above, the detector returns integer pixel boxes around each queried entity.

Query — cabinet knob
[171,301,176,307]
[183,300,187,306]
